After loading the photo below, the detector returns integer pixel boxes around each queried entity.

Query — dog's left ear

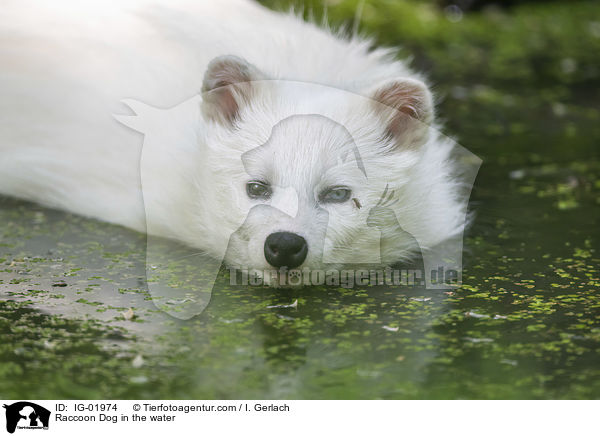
[369,78,433,149]
[201,55,266,126]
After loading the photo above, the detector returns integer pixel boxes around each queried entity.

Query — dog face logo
[116,78,481,318]
[3,402,50,434]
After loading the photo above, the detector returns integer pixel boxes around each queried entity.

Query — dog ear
[369,78,433,149]
[201,55,266,126]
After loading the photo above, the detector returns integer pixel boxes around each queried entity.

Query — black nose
[264,232,308,269]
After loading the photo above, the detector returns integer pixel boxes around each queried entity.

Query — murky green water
[1,1,599,399]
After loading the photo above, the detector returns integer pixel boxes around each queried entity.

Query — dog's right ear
[201,55,266,126]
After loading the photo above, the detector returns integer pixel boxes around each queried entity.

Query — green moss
[1,0,599,399]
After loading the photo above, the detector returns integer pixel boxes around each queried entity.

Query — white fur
[0,0,469,279]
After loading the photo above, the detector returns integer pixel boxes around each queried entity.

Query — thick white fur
[0,0,466,275]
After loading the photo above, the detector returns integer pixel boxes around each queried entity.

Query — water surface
[1,0,599,399]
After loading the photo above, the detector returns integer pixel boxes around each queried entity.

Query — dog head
[197,55,465,284]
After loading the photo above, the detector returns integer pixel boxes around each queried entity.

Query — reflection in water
[1,178,599,399]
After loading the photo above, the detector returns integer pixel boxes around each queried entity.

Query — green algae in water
[1,0,600,399]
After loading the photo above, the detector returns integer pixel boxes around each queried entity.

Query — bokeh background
[1,0,598,399]
[260,0,600,166]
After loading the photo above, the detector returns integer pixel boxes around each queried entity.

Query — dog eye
[319,187,351,204]
[246,181,272,199]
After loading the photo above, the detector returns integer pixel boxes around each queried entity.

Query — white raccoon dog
[0,0,469,285]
